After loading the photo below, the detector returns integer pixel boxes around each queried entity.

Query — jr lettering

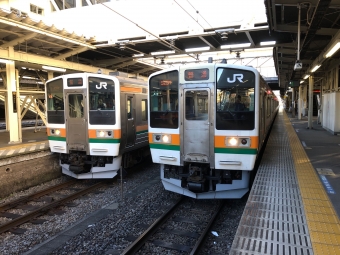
[96,82,107,89]
[227,74,244,83]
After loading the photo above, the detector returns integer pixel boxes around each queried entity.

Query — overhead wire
[98,1,197,60]
[173,0,223,46]
[173,0,206,30]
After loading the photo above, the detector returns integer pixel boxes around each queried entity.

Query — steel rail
[121,196,184,255]
[190,201,225,255]
[0,181,105,234]
[0,179,77,211]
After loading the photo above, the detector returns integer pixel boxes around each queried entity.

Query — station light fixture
[0,58,13,64]
[185,46,210,52]
[42,65,66,72]
[324,39,340,58]
[260,41,276,46]
[303,74,310,79]
[133,53,144,57]
[311,64,321,72]
[220,43,251,49]
[150,50,175,56]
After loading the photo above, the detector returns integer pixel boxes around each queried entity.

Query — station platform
[230,109,340,255]
[0,126,49,159]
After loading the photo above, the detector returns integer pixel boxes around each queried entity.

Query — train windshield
[88,77,115,125]
[46,78,65,124]
[216,68,255,130]
[149,70,179,129]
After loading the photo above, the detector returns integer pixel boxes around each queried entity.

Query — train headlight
[50,129,61,136]
[229,137,238,146]
[153,134,171,143]
[162,135,170,143]
[96,130,113,138]
[225,137,250,147]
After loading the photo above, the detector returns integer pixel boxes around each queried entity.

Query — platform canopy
[0,0,338,91]
[0,1,276,82]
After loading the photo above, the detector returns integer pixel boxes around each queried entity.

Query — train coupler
[187,182,206,192]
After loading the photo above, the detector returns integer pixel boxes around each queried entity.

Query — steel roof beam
[0,32,37,48]
[0,48,114,74]
[55,46,89,60]
[112,60,136,69]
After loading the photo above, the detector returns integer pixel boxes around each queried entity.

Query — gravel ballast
[0,163,246,255]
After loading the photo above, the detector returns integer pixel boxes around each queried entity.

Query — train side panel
[148,63,278,199]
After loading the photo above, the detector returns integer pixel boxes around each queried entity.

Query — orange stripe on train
[46,128,66,137]
[214,136,259,148]
[148,133,180,145]
[88,129,121,138]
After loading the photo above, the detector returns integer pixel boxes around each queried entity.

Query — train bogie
[46,72,149,179]
[148,61,278,199]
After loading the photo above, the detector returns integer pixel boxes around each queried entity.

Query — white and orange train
[148,61,279,199]
[46,72,149,179]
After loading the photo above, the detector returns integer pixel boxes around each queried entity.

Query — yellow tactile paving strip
[284,111,340,254]
[0,141,49,159]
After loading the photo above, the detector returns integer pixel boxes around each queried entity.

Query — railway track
[121,197,225,255]
[0,179,107,234]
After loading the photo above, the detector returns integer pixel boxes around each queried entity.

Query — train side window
[46,78,65,124]
[149,70,179,129]
[127,97,132,119]
[141,99,148,121]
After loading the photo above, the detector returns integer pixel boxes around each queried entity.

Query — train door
[126,95,136,147]
[183,88,210,161]
[65,92,87,152]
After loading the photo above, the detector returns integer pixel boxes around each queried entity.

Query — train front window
[216,68,255,130]
[88,77,115,125]
[149,70,179,129]
[68,94,83,118]
[185,90,208,120]
[46,78,65,124]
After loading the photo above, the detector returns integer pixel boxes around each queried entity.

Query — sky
[44,0,268,42]
[42,0,275,77]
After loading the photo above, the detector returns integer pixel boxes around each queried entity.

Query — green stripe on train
[48,136,66,141]
[150,143,180,151]
[48,137,120,143]
[137,130,148,135]
[89,138,120,143]
[214,147,258,154]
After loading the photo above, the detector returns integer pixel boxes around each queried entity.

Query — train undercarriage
[161,162,250,199]
[163,163,243,193]
[59,146,150,178]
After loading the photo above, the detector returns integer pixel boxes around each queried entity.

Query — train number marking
[227,74,243,83]
[96,82,107,89]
